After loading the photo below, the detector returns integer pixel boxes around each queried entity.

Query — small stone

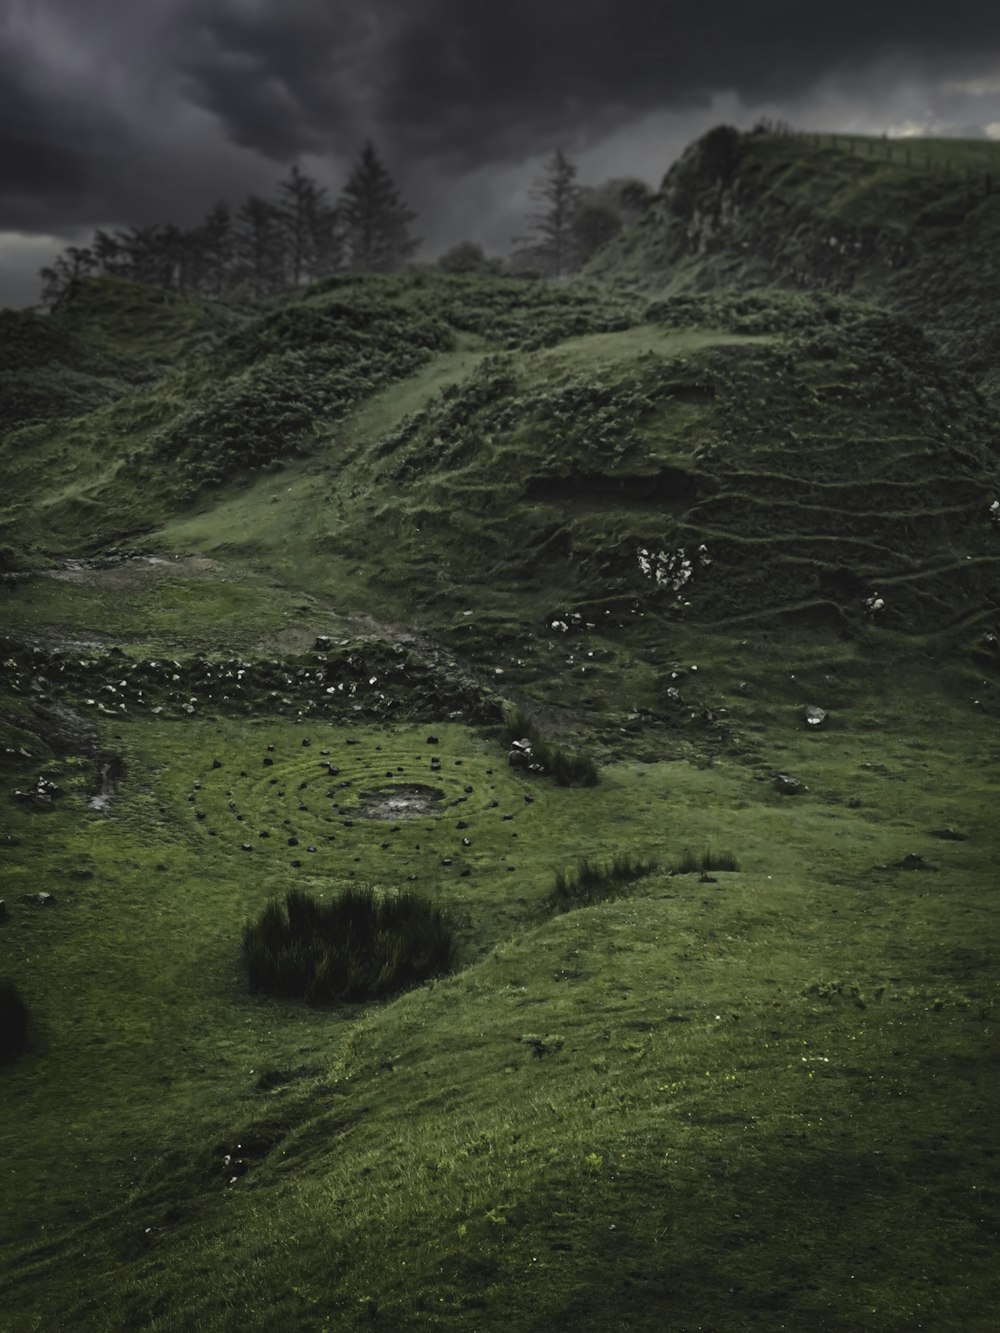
[456,820,469,829]
[240,843,253,852]
[426,736,439,745]
[262,757,273,767]
[301,738,310,747]
[212,758,222,769]
[804,705,828,728]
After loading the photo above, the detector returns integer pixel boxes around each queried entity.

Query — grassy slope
[587,127,1000,396]
[1,194,999,1330]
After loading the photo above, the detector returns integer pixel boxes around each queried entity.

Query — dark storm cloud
[175,0,377,159]
[373,0,1000,164]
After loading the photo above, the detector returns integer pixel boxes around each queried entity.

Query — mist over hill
[1,129,998,1331]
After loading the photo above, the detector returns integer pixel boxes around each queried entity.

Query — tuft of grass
[547,851,658,912]
[501,703,599,787]
[0,980,30,1064]
[242,885,453,1004]
[671,847,741,874]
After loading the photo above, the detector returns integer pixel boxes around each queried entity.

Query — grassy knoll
[2,163,999,1329]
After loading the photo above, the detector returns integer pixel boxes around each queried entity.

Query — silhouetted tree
[518,148,581,278]
[339,142,419,273]
[437,240,503,274]
[193,200,236,299]
[233,195,286,298]
[39,245,96,310]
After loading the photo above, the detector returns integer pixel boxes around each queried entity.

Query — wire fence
[759,121,998,195]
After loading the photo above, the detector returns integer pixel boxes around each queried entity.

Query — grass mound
[501,704,599,786]
[670,847,740,874]
[0,980,29,1064]
[242,885,453,1004]
[548,851,658,911]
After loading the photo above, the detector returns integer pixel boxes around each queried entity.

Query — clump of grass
[547,852,658,913]
[0,980,29,1064]
[670,848,740,875]
[501,703,599,787]
[243,886,452,1005]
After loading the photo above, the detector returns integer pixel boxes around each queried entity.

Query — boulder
[508,748,530,769]
[804,705,828,728]
[21,891,56,907]
[773,772,807,795]
[314,636,332,652]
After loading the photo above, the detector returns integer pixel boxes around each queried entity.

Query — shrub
[670,848,740,875]
[243,886,452,1004]
[0,980,29,1064]
[501,703,599,787]
[547,852,658,913]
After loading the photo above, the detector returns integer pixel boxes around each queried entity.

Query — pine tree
[38,245,96,310]
[522,148,581,278]
[338,142,419,274]
[232,195,286,299]
[194,200,236,299]
[276,165,327,287]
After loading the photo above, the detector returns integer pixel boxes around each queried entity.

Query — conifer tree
[338,142,419,273]
[233,195,286,299]
[523,148,581,278]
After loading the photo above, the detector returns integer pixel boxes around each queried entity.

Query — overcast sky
[2,0,1000,309]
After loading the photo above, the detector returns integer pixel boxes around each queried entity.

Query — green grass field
[2,136,999,1329]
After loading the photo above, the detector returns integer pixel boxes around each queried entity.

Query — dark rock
[929,827,967,841]
[502,814,514,821]
[301,738,310,747]
[262,757,274,767]
[291,860,302,868]
[895,853,937,871]
[463,785,473,794]
[288,837,298,846]
[441,857,452,866]
[508,749,529,769]
[314,636,332,652]
[240,843,253,852]
[426,736,439,745]
[804,705,828,728]
[212,758,222,769]
[524,794,534,804]
[773,772,807,795]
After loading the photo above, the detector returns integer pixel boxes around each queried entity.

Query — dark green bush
[0,980,29,1064]
[548,852,658,913]
[671,848,740,874]
[501,704,599,787]
[243,886,452,1004]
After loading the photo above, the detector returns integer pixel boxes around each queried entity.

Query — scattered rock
[22,891,56,906]
[892,852,937,871]
[314,636,332,652]
[508,749,530,770]
[773,772,807,795]
[804,705,828,728]
[929,827,967,841]
[0,899,6,921]
[426,736,439,745]
[212,758,222,769]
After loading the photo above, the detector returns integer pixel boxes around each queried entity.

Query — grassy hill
[587,125,1000,400]
[1,134,999,1331]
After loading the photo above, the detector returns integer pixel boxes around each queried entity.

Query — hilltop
[588,125,1000,400]
[1,130,998,1332]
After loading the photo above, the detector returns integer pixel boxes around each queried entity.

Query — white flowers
[637,543,710,596]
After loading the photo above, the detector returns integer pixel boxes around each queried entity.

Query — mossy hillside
[2,684,995,1329]
[0,273,649,553]
[267,294,1000,644]
[587,127,1000,392]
